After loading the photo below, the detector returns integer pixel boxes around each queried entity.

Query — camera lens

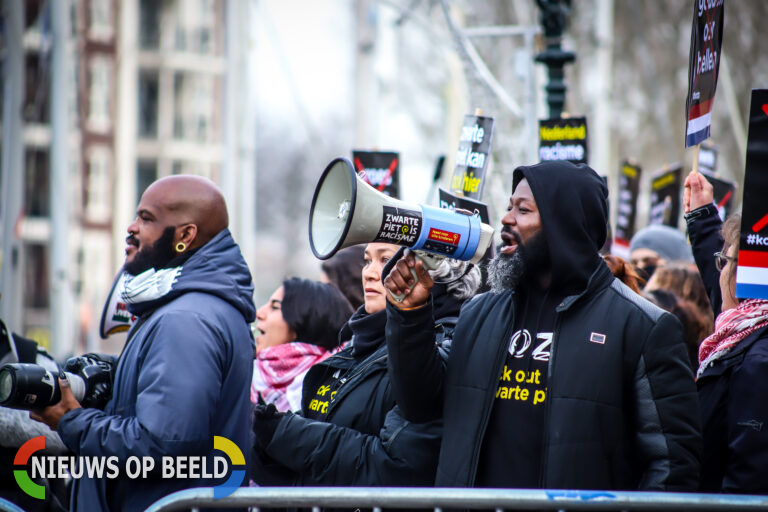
[0,367,14,403]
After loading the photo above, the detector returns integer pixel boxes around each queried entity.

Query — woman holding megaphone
[250,241,480,487]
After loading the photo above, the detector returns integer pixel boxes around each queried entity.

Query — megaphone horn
[309,158,495,284]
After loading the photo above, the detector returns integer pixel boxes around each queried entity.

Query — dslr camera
[0,353,117,410]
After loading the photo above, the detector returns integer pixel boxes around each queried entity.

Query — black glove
[252,403,285,452]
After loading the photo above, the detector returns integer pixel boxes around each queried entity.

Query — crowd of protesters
[1,161,767,512]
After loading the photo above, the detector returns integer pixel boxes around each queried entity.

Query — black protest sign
[697,142,718,176]
[449,115,494,199]
[538,116,589,165]
[374,206,422,246]
[438,188,490,224]
[703,174,736,220]
[685,0,724,147]
[735,89,768,299]
[649,165,682,227]
[614,161,642,246]
[353,151,400,198]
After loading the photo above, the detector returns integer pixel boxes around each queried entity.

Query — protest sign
[449,115,494,199]
[736,89,768,299]
[684,0,724,147]
[438,188,490,224]
[695,142,735,220]
[613,161,642,257]
[704,174,736,221]
[352,151,400,198]
[697,142,718,176]
[649,164,682,227]
[538,116,588,165]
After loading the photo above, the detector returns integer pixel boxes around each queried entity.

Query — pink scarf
[251,342,332,411]
[697,299,768,378]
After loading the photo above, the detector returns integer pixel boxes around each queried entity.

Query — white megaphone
[309,158,494,300]
[99,268,135,338]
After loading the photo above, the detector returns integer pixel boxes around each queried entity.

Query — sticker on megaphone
[372,203,488,261]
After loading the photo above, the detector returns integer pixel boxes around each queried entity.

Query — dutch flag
[686,99,713,148]
[736,250,768,300]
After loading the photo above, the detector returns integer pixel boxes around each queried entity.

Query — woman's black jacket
[697,326,768,493]
[251,310,443,487]
[687,205,768,492]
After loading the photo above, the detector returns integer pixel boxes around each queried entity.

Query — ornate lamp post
[534,0,576,118]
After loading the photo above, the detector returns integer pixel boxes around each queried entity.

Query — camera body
[0,353,117,410]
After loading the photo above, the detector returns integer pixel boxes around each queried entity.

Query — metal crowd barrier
[146,487,768,511]
[0,499,24,512]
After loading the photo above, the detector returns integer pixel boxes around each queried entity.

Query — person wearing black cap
[384,161,702,491]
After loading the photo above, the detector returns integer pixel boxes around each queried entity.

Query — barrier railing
[145,487,768,512]
[0,498,25,512]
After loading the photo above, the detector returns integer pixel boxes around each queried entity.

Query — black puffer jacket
[386,161,702,490]
[255,308,442,487]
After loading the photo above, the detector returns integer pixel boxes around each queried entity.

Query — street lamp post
[534,0,575,119]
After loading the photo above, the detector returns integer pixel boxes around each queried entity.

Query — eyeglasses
[714,251,738,272]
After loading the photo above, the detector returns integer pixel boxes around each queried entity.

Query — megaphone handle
[388,250,444,303]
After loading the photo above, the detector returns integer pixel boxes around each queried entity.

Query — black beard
[124,226,177,275]
[487,229,549,293]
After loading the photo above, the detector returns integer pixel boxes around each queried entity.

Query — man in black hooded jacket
[384,161,702,491]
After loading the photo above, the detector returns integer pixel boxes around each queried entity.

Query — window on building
[24,243,50,309]
[136,159,158,205]
[173,72,213,142]
[85,147,111,222]
[139,0,161,49]
[87,57,112,133]
[23,53,49,124]
[137,70,159,138]
[88,0,114,41]
[24,149,50,217]
[169,0,219,54]
[199,27,211,53]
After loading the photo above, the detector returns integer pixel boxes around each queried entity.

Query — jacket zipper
[538,309,562,487]
[466,297,517,486]
[535,267,605,487]
[326,351,388,418]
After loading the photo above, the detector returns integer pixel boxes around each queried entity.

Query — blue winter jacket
[58,229,256,511]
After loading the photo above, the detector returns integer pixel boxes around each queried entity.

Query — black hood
[512,161,609,296]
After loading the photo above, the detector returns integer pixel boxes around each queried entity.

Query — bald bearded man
[32,176,256,511]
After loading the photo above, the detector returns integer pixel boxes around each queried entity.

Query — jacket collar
[556,261,614,312]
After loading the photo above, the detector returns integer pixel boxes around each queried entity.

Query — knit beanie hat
[629,225,693,262]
